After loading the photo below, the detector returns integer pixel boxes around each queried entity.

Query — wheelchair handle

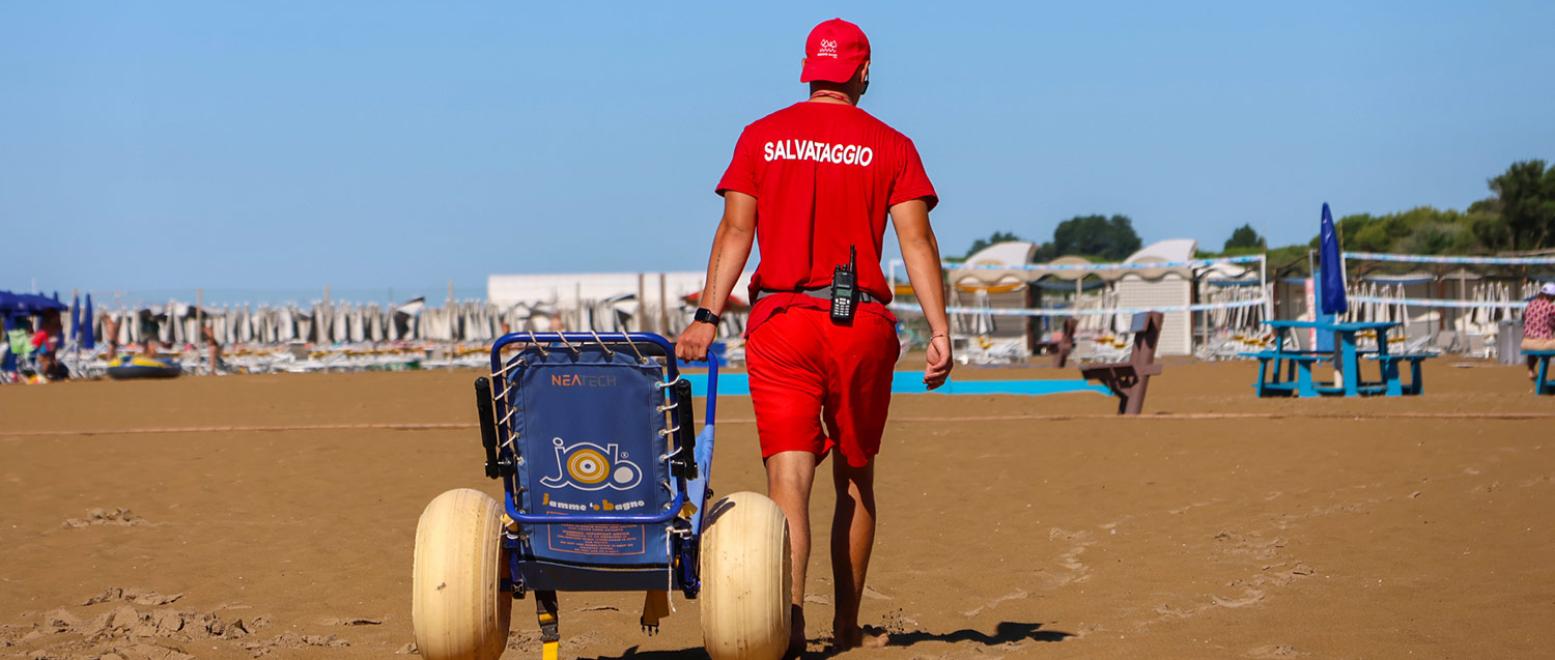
[488,331,719,427]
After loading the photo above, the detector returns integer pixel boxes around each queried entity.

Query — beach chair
[412,332,791,660]
[1051,317,1078,368]
[1080,312,1164,415]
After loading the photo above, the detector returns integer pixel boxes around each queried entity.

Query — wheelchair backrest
[503,345,674,564]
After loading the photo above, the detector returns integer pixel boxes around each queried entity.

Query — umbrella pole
[73,288,80,379]
[196,289,204,374]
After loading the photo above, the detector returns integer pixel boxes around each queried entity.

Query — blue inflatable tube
[106,355,182,380]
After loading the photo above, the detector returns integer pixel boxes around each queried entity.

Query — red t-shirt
[717,101,937,333]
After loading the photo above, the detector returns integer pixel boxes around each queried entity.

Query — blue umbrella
[3,292,65,313]
[1318,202,1348,316]
[82,294,96,350]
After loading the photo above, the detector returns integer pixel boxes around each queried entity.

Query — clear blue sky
[3,1,1553,301]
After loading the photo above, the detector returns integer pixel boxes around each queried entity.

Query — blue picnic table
[1525,349,1555,395]
[1246,320,1433,397]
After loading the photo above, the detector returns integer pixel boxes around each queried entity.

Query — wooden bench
[1524,349,1555,395]
[1245,350,1332,398]
[1080,312,1163,415]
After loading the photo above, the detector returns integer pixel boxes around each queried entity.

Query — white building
[487,272,753,308]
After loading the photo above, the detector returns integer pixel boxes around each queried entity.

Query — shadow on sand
[581,621,1074,659]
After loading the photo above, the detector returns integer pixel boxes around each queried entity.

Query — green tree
[1314,206,1477,254]
[1468,197,1511,251]
[962,230,1025,259]
[1223,224,1266,251]
[1051,214,1142,261]
[1488,160,1555,250]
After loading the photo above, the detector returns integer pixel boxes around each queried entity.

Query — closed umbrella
[1318,202,1348,316]
[81,294,96,350]
[69,294,81,345]
[1318,202,1349,384]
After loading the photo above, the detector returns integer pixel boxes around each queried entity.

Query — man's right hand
[675,321,718,362]
[924,334,953,389]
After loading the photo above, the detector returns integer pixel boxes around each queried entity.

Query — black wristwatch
[693,307,721,326]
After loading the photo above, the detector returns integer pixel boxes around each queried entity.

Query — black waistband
[753,287,880,304]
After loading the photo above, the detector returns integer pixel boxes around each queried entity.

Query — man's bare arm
[892,200,949,336]
[676,191,756,360]
[696,191,757,314]
[891,199,953,387]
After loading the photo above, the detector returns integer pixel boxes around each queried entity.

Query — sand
[2,359,1552,658]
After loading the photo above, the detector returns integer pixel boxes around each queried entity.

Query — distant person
[137,309,162,355]
[30,310,68,380]
[202,323,224,372]
[1522,283,1555,378]
[102,315,120,360]
[675,18,952,655]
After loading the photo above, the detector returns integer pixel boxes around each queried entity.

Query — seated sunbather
[30,310,68,381]
[1522,283,1555,379]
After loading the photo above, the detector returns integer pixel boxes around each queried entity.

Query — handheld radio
[831,246,860,323]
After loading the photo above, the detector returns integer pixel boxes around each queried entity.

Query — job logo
[539,437,644,491]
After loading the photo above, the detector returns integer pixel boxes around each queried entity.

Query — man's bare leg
[765,450,817,656]
[830,459,887,649]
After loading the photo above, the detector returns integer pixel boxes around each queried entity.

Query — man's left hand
[924,334,953,390]
[675,321,717,362]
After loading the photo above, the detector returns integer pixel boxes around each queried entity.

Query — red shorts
[745,304,899,467]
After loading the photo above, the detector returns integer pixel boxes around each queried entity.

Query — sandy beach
[2,359,1553,658]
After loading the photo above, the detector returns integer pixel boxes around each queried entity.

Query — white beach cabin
[1114,239,1197,356]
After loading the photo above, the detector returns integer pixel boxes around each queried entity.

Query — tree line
[960,160,1555,270]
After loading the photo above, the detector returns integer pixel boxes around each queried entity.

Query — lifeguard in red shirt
[675,18,953,655]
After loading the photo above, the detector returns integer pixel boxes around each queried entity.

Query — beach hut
[945,241,1039,345]
[1113,239,1197,356]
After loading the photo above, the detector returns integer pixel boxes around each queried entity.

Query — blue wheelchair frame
[479,332,719,601]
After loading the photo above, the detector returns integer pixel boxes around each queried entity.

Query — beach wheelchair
[413,333,792,660]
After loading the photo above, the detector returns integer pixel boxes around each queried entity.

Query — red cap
[800,18,870,84]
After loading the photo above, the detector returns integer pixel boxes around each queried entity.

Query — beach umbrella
[82,294,95,349]
[1318,202,1348,316]
[69,294,81,344]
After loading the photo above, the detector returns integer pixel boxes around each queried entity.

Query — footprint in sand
[1041,528,1095,589]
[961,589,1029,617]
[1168,499,1221,515]
[62,508,147,529]
[1211,588,1266,608]
[1247,643,1306,657]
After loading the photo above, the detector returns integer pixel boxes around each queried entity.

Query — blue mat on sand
[683,372,1109,397]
